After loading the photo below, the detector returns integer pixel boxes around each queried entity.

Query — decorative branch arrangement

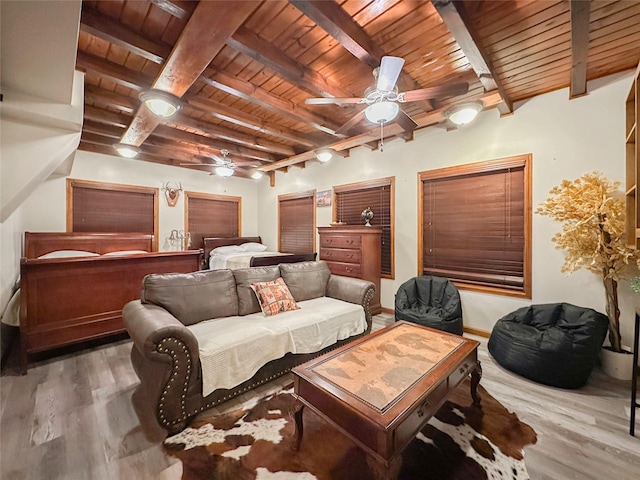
[537,171,640,352]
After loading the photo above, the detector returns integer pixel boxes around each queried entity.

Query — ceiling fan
[305,56,469,140]
[181,149,242,177]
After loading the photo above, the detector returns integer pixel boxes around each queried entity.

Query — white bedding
[188,296,367,397]
[209,251,284,270]
[0,289,20,327]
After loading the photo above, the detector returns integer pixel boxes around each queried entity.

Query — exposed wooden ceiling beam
[259,91,502,173]
[431,0,513,115]
[289,0,380,68]
[227,25,355,100]
[121,1,260,147]
[186,96,323,148]
[570,0,591,98]
[201,68,344,135]
[289,0,434,112]
[84,85,137,114]
[86,82,321,150]
[154,125,278,164]
[78,4,336,146]
[81,130,257,174]
[83,102,280,164]
[79,142,177,168]
[84,105,130,128]
[149,0,195,21]
[78,139,253,179]
[80,15,330,149]
[77,51,148,92]
[172,112,297,157]
[80,7,171,64]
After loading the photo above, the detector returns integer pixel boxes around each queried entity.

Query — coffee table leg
[290,401,304,451]
[470,360,482,406]
[366,454,402,480]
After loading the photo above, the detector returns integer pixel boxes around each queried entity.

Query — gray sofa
[123,261,375,435]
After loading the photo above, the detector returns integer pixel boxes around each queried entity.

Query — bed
[19,232,202,372]
[204,236,316,270]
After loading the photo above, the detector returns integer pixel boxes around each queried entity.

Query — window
[334,177,394,278]
[278,191,315,254]
[419,154,531,298]
[67,179,158,249]
[185,192,241,250]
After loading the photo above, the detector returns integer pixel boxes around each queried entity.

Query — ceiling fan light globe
[447,102,482,125]
[113,143,140,158]
[364,101,399,124]
[139,90,181,118]
[251,170,264,180]
[216,166,234,177]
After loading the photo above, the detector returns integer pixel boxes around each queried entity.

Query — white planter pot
[600,346,634,381]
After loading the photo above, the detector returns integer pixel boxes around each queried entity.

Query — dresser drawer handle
[346,239,353,244]
[345,267,353,273]
[326,252,332,257]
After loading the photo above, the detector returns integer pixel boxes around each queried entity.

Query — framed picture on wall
[317,189,332,207]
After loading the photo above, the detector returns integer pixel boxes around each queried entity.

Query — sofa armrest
[326,275,375,333]
[123,300,200,431]
[124,300,199,362]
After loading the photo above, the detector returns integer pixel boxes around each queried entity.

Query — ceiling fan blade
[305,97,363,105]
[399,83,469,102]
[395,109,418,132]
[335,110,367,136]
[377,56,405,91]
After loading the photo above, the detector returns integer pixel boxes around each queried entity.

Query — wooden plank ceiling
[76,0,640,181]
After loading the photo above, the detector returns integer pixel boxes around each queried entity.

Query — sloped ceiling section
[0,0,84,222]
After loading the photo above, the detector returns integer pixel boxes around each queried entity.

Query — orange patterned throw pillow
[250,277,300,316]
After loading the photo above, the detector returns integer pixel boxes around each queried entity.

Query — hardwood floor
[1,313,638,479]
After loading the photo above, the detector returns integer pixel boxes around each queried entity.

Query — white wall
[258,72,640,346]
[17,150,262,250]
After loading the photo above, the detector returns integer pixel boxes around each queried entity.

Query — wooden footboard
[20,235,202,373]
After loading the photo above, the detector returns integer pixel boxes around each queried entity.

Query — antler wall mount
[162,181,183,207]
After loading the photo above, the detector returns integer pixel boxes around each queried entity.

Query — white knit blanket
[188,296,367,397]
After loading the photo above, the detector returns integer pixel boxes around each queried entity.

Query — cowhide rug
[164,380,537,480]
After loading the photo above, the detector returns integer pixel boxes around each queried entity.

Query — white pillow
[102,250,148,256]
[211,245,244,255]
[38,250,100,259]
[241,242,268,252]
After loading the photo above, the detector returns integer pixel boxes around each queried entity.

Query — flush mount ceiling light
[364,101,400,124]
[139,89,181,118]
[314,147,337,163]
[446,102,483,126]
[251,170,264,180]
[113,143,140,158]
[215,165,234,177]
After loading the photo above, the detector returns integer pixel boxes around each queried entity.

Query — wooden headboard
[203,236,262,260]
[24,232,155,259]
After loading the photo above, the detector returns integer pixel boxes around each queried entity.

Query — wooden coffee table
[291,320,481,480]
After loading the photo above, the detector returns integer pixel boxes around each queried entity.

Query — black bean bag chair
[488,303,609,389]
[394,276,463,335]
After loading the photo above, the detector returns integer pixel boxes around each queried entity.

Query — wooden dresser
[318,226,382,315]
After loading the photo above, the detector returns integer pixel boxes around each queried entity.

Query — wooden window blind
[334,177,394,278]
[419,155,531,297]
[67,179,158,248]
[185,192,241,249]
[278,191,315,254]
